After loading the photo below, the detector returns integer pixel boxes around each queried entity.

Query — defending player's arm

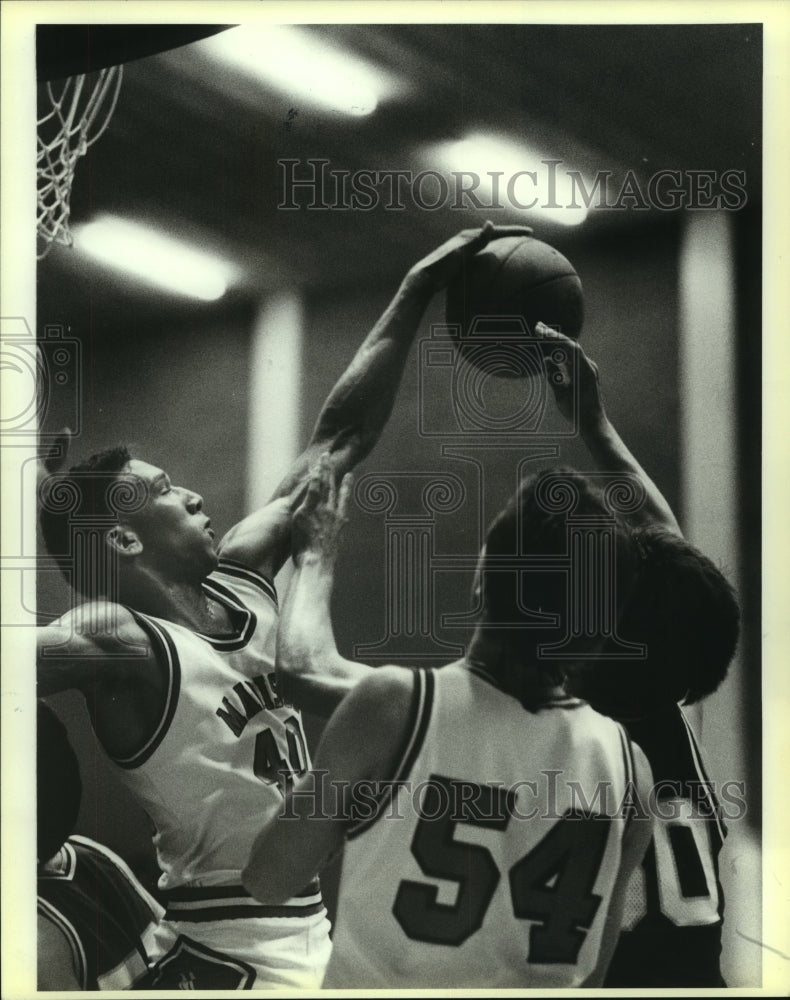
[242,665,413,903]
[540,323,681,536]
[582,741,654,987]
[276,453,371,716]
[219,223,534,576]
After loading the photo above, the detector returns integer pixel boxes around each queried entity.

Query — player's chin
[202,545,220,575]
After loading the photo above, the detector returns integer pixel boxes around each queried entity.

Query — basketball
[445,235,584,377]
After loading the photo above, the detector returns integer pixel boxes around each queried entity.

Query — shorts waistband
[161,879,324,922]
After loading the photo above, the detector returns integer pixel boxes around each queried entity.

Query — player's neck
[465,629,567,704]
[122,572,222,632]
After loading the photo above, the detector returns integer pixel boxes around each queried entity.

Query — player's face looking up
[121,460,218,580]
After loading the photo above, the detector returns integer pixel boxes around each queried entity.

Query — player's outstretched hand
[406,221,534,294]
[537,323,605,431]
[291,452,352,566]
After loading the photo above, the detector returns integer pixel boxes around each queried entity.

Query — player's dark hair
[37,701,82,864]
[479,468,639,709]
[39,445,133,596]
[572,529,740,716]
[611,530,738,708]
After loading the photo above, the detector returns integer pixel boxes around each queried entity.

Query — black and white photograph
[1,1,787,994]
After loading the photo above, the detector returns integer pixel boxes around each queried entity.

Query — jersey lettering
[215,673,283,736]
[393,775,613,964]
[393,776,510,945]
[144,935,256,990]
[509,812,609,963]
[652,803,720,925]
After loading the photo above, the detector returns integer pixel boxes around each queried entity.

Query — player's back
[324,661,649,989]
[604,704,727,987]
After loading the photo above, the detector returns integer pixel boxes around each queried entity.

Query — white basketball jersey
[325,663,646,990]
[108,558,320,916]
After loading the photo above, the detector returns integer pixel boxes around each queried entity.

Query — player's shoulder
[327,666,421,746]
[48,602,151,658]
[56,600,139,632]
[342,664,418,720]
[569,703,651,779]
[319,666,427,786]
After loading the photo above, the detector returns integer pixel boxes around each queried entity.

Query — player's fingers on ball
[292,501,309,531]
[491,225,533,239]
[463,221,494,248]
[536,321,573,345]
[327,465,340,507]
[318,452,335,497]
[305,469,323,507]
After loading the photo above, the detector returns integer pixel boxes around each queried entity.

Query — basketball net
[36,67,123,260]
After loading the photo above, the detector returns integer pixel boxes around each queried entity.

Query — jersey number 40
[252,716,309,796]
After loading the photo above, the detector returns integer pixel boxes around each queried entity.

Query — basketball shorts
[143,884,332,989]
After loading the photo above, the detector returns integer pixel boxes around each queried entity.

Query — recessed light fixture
[427,133,590,227]
[198,25,395,118]
[73,216,238,301]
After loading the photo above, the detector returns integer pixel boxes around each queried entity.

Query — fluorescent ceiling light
[428,134,590,227]
[73,216,237,301]
[198,25,393,117]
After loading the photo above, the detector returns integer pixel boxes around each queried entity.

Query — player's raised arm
[242,664,414,904]
[539,323,682,535]
[275,453,371,716]
[218,223,534,575]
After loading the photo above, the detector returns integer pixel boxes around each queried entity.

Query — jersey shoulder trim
[679,710,727,843]
[616,722,639,829]
[198,577,259,651]
[465,660,585,711]
[110,611,181,769]
[347,668,435,841]
[214,558,278,606]
[39,841,78,880]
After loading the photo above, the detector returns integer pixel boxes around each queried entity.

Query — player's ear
[106,525,143,557]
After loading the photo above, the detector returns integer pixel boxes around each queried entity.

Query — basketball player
[36,223,532,989]
[537,324,740,987]
[37,700,177,990]
[243,454,655,988]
